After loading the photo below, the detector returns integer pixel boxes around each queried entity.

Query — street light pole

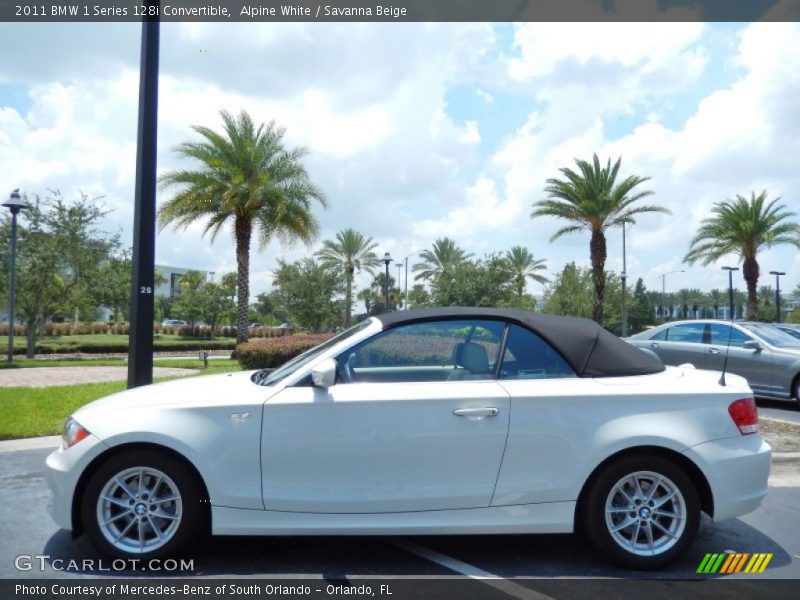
[382,252,393,313]
[396,263,402,308]
[660,270,684,322]
[769,270,786,323]
[403,250,423,311]
[621,222,628,337]
[721,266,740,320]
[127,2,161,389]
[3,189,26,363]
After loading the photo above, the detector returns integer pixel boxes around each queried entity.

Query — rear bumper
[683,434,771,522]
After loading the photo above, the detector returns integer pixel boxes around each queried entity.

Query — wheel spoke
[151,508,179,521]
[137,468,146,497]
[114,477,136,500]
[148,474,163,498]
[610,516,637,532]
[102,510,132,526]
[653,489,677,508]
[152,494,179,504]
[147,515,163,540]
[102,495,130,509]
[651,518,678,539]
[643,521,655,553]
[654,509,683,520]
[607,507,634,514]
[614,484,634,505]
[113,517,137,542]
[629,521,641,549]
[138,518,146,551]
[632,476,645,502]
[646,477,663,502]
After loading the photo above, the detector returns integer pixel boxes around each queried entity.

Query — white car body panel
[261,381,511,512]
[47,315,771,542]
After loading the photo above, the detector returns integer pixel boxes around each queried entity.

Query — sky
[0,21,798,308]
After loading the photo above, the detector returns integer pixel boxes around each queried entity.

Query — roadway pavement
[757,398,800,424]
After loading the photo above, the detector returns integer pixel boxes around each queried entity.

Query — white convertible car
[46,308,771,569]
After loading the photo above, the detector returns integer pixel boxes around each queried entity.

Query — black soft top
[376,307,664,378]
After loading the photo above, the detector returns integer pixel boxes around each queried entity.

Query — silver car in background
[627,320,800,404]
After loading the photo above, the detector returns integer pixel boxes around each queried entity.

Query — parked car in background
[627,319,800,403]
[161,319,188,327]
[47,308,770,569]
[775,323,800,341]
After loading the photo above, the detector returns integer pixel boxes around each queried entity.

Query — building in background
[155,264,214,299]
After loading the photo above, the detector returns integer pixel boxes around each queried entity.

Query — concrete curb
[772,452,800,463]
[0,435,60,453]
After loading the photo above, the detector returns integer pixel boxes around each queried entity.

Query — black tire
[581,454,700,569]
[81,448,206,560]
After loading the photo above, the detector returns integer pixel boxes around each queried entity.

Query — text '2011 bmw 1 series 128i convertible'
[46,308,771,569]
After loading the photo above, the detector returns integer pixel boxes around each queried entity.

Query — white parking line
[391,539,555,600]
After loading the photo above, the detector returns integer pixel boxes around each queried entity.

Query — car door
[706,323,774,395]
[646,322,708,368]
[260,319,511,513]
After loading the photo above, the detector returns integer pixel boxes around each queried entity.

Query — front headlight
[62,417,90,449]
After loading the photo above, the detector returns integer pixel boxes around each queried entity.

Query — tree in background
[316,228,380,327]
[406,284,431,310]
[172,270,206,329]
[684,191,799,320]
[198,282,235,333]
[504,246,548,301]
[272,258,342,332]
[369,273,401,314]
[158,110,327,345]
[97,248,132,322]
[532,154,668,325]
[628,278,656,334]
[431,255,516,308]
[412,237,473,282]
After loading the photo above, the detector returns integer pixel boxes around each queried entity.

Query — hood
[73,370,276,419]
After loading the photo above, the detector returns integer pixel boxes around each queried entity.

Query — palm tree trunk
[345,267,354,327]
[589,229,607,325]
[743,255,759,320]
[235,216,252,345]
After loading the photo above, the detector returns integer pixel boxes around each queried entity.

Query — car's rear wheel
[82,449,205,560]
[582,455,700,569]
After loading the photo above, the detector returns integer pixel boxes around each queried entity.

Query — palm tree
[158,110,326,344]
[532,154,669,324]
[412,237,473,282]
[316,228,381,327]
[684,191,799,320]
[706,288,725,319]
[504,246,548,299]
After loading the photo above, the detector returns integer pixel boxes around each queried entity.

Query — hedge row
[0,322,294,338]
[235,334,332,370]
[9,339,238,356]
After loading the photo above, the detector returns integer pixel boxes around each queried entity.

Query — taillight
[728,398,758,435]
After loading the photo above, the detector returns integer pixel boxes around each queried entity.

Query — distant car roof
[376,307,664,378]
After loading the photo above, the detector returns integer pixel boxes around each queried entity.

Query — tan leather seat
[447,342,490,380]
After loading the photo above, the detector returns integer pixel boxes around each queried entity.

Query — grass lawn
[0,333,237,354]
[0,361,244,440]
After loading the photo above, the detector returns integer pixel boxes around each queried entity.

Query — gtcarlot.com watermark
[14,554,194,573]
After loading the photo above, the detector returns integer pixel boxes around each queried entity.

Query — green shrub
[235,334,331,370]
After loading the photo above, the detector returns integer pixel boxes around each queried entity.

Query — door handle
[453,407,499,418]
[650,342,661,348]
[708,348,721,354]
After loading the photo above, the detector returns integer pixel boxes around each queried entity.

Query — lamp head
[2,189,26,214]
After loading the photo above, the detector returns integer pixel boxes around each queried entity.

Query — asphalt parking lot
[1,443,798,589]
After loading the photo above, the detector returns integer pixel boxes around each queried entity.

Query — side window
[709,324,751,348]
[649,328,668,341]
[665,323,705,344]
[498,324,575,380]
[338,319,505,383]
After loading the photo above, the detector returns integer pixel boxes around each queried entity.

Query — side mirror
[742,340,761,351]
[310,358,337,388]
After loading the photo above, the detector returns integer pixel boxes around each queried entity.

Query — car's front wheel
[81,449,205,559]
[582,454,700,569]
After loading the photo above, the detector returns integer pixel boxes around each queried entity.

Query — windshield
[739,323,800,348]
[259,319,375,386]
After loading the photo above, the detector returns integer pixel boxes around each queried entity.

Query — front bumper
[45,434,108,531]
[683,434,771,522]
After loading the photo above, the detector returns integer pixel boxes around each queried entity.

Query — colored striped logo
[696,552,773,574]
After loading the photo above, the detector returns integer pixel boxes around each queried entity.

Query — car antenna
[718,313,735,387]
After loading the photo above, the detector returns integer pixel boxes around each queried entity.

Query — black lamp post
[660,270,684,322]
[382,252,393,313]
[769,270,786,323]
[3,189,26,363]
[621,222,628,337]
[721,266,739,320]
